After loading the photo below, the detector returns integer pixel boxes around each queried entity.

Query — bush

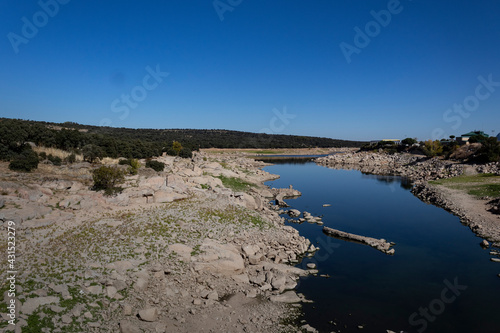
[92,166,125,195]
[47,154,62,166]
[476,138,500,163]
[402,138,417,146]
[179,147,193,159]
[66,153,76,164]
[9,149,39,172]
[146,160,165,172]
[423,140,443,157]
[166,148,177,156]
[82,144,103,163]
[119,158,140,174]
[38,152,47,160]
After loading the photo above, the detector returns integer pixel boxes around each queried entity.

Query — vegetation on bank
[215,175,257,192]
[361,137,500,163]
[430,173,500,198]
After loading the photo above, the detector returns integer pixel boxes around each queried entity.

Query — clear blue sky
[1,0,500,141]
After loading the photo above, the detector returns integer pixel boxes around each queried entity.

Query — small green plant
[146,160,165,172]
[119,158,140,174]
[216,175,256,192]
[92,166,124,195]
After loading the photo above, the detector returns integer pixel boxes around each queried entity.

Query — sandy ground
[425,184,500,244]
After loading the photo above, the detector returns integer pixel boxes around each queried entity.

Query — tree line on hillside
[0,118,365,172]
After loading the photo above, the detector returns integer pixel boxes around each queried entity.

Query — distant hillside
[0,117,365,160]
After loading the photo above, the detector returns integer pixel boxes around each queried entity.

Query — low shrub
[9,149,39,172]
[119,158,140,174]
[179,148,193,159]
[146,160,165,172]
[48,154,62,166]
[92,166,124,195]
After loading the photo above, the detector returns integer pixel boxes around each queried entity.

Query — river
[262,159,500,333]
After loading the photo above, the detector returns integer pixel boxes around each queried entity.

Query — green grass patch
[430,173,500,198]
[468,184,500,197]
[430,173,498,185]
[216,175,257,192]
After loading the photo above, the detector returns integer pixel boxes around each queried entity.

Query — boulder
[154,191,189,203]
[168,243,193,262]
[139,176,166,191]
[120,320,141,333]
[193,239,245,276]
[138,307,159,322]
[241,244,260,257]
[21,296,59,315]
[269,291,301,303]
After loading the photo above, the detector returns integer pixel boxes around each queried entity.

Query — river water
[263,160,500,333]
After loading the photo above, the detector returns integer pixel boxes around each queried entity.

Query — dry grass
[100,157,121,165]
[33,146,84,162]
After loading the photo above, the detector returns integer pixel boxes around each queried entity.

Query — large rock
[154,190,189,203]
[21,296,59,315]
[140,176,166,191]
[119,320,141,333]
[138,307,158,322]
[193,239,245,276]
[269,291,301,303]
[168,243,193,262]
[166,174,188,192]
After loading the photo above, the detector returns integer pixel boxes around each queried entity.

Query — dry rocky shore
[316,151,500,246]
[0,153,320,333]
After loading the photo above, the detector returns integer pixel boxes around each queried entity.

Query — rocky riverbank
[0,152,318,333]
[316,151,500,246]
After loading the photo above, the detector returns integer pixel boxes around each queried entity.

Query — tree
[179,147,193,159]
[477,137,500,163]
[92,166,124,195]
[469,134,488,144]
[172,141,183,156]
[82,144,103,163]
[449,135,455,141]
[423,140,443,157]
[8,148,39,172]
[402,138,417,146]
